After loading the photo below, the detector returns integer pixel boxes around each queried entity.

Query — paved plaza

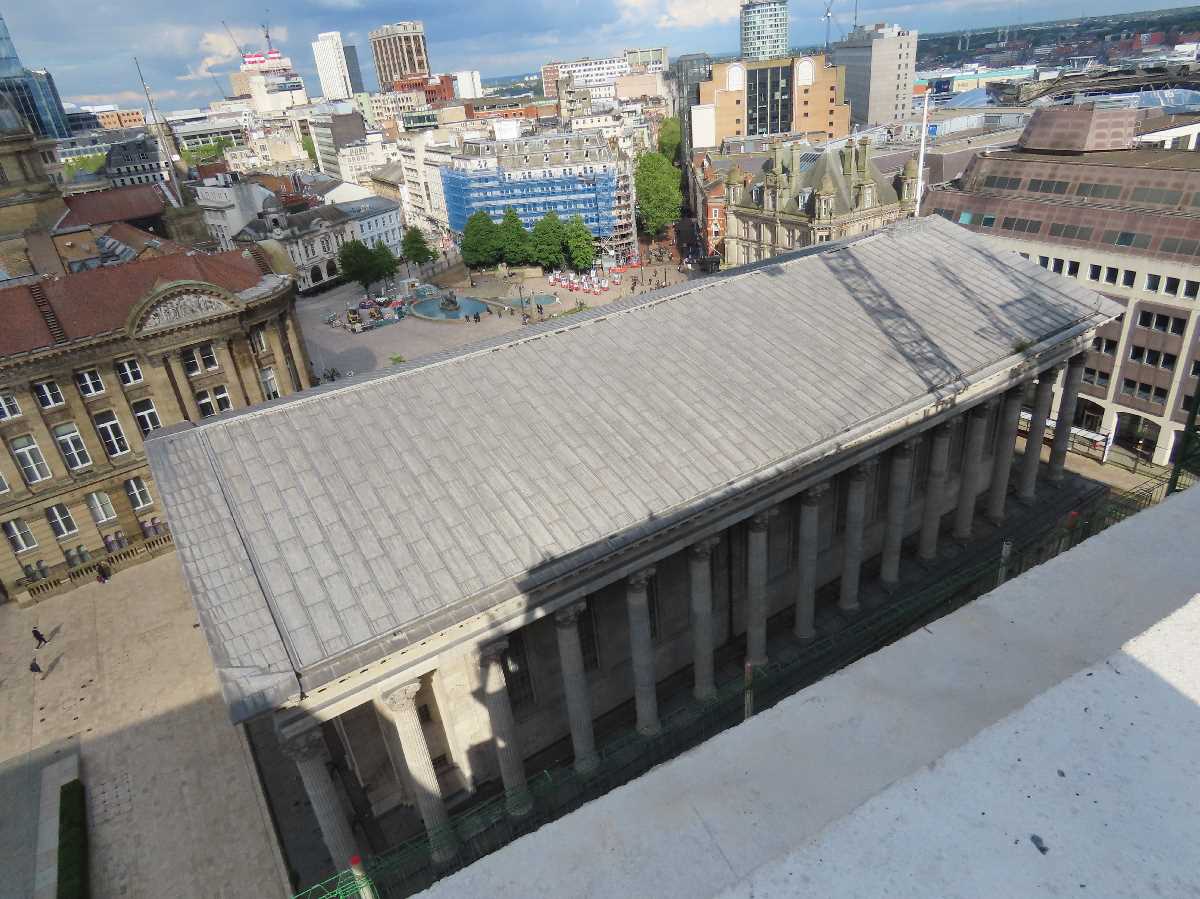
[0,553,288,899]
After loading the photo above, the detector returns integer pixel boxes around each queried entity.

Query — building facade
[723,139,916,266]
[693,56,851,148]
[370,22,430,87]
[740,0,789,62]
[831,23,918,126]
[234,204,355,292]
[195,174,277,251]
[925,104,1200,466]
[92,108,145,130]
[0,13,68,139]
[310,112,368,180]
[146,217,1118,885]
[452,70,483,100]
[0,249,311,603]
[336,133,403,186]
[312,32,356,102]
[105,137,171,189]
[341,195,404,257]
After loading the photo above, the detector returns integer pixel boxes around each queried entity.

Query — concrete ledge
[32,753,80,899]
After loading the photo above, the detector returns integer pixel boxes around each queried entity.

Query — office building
[740,0,789,62]
[625,47,669,73]
[195,173,277,250]
[541,53,634,97]
[925,104,1200,466]
[105,136,171,189]
[344,45,365,95]
[452,70,483,100]
[692,56,850,148]
[0,248,310,603]
[0,12,68,138]
[312,32,356,101]
[308,111,367,179]
[832,23,917,126]
[370,22,430,88]
[145,217,1119,889]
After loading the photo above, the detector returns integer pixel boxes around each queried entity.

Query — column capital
[1066,351,1086,368]
[689,536,721,559]
[893,438,918,459]
[279,727,327,762]
[802,482,831,503]
[380,680,422,713]
[554,600,588,627]
[971,398,996,418]
[749,508,775,531]
[1038,364,1061,382]
[479,638,509,665]
[628,566,657,589]
[851,457,879,480]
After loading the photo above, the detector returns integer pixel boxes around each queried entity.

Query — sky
[3,0,1173,111]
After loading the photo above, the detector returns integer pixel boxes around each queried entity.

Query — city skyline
[4,0,1175,110]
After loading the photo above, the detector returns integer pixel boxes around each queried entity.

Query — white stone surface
[419,485,1200,899]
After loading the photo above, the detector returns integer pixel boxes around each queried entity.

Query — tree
[529,211,566,270]
[497,208,532,266]
[62,153,106,182]
[564,216,595,272]
[461,211,501,269]
[337,239,379,293]
[302,135,317,164]
[402,227,436,266]
[181,136,234,168]
[635,151,683,238]
[658,117,682,164]
[373,243,400,285]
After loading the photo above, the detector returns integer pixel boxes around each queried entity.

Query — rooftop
[422,472,1200,899]
[145,216,1121,722]
[57,184,167,228]
[986,146,1200,172]
[334,196,401,220]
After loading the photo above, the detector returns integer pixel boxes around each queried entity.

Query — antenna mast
[134,57,183,196]
[823,0,834,52]
[261,9,272,51]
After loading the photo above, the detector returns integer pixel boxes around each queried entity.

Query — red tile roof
[59,185,167,228]
[0,250,268,357]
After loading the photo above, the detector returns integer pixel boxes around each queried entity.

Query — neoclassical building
[146,217,1119,884]
[723,138,917,267]
[0,248,311,603]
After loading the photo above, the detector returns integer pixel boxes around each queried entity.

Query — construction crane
[823,0,835,51]
[261,9,272,52]
[222,20,245,56]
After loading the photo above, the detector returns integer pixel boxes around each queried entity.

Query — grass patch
[57,778,89,899]
[389,354,406,365]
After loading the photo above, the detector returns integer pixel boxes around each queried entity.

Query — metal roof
[145,216,1122,722]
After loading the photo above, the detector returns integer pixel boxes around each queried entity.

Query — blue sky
[4,0,1171,110]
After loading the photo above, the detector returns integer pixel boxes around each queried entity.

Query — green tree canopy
[564,215,595,272]
[461,210,501,269]
[402,227,436,266]
[634,151,682,237]
[373,243,400,283]
[657,117,682,164]
[302,135,317,164]
[529,211,566,270]
[337,239,379,293]
[497,207,532,266]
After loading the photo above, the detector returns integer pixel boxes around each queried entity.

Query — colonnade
[283,356,1086,868]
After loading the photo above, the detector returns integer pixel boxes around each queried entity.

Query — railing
[294,470,1193,899]
[19,529,175,603]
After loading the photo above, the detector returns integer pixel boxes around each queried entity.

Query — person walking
[32,627,48,649]
[30,658,43,678]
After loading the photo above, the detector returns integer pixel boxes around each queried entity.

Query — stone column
[839,460,875,613]
[745,510,772,667]
[280,728,360,869]
[625,567,661,736]
[379,682,457,863]
[283,309,314,390]
[479,640,531,816]
[953,402,993,541]
[164,353,201,421]
[275,315,302,393]
[794,483,828,640]
[263,319,296,397]
[880,441,916,588]
[918,423,954,561]
[222,336,253,407]
[1018,367,1059,502]
[554,601,598,773]
[1048,354,1086,484]
[688,538,720,701]
[986,387,1025,524]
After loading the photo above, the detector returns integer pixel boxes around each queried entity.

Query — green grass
[57,779,89,899]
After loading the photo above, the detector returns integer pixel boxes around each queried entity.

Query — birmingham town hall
[147,217,1121,883]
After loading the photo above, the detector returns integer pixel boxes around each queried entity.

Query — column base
[693,685,717,702]
[505,788,533,818]
[574,751,599,775]
[637,721,662,738]
[792,625,816,642]
[1016,491,1037,506]
[837,601,860,615]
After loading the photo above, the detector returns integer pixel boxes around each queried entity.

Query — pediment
[135,289,236,335]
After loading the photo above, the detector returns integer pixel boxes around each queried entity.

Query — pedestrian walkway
[0,554,289,899]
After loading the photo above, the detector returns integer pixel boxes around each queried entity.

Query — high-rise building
[369,22,429,89]
[0,13,68,138]
[312,32,354,101]
[452,70,483,100]
[343,45,365,95]
[831,23,917,126]
[740,0,789,62]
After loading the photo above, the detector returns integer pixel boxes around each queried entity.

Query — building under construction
[441,132,637,264]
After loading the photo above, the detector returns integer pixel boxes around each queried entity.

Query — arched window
[326,260,337,278]
[310,266,322,284]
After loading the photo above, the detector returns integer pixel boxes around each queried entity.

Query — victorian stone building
[722,138,917,267]
[0,248,311,603]
[147,217,1119,885]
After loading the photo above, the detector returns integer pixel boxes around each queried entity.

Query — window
[1101,230,1151,250]
[33,380,64,409]
[45,503,78,538]
[1067,260,1080,277]
[979,214,996,228]
[1145,349,1161,367]
[1121,378,1137,396]
[1193,359,1200,378]
[1130,186,1183,206]
[983,174,1022,190]
[131,399,160,436]
[75,369,105,396]
[1130,346,1144,363]
[182,343,218,376]
[1000,217,1042,234]
[1105,267,1119,285]
[1096,370,1111,387]
[1172,316,1187,335]
[1162,353,1177,371]
[1052,258,1065,274]
[249,326,269,354]
[1145,273,1162,292]
[1082,367,1110,388]
[0,393,19,420]
[195,386,232,418]
[125,476,152,510]
[1074,182,1122,200]
[1038,256,1050,268]
[93,411,129,457]
[3,518,37,553]
[115,358,143,385]
[1028,178,1069,194]
[1152,386,1168,405]
[1092,337,1118,356]
[502,630,536,714]
[1161,237,1200,257]
[86,491,117,524]
[259,367,279,401]
[1049,223,1093,240]
[1165,277,1180,297]
[1088,264,1102,281]
[11,435,51,483]
[1122,270,1136,288]
[53,423,91,470]
[1138,310,1153,327]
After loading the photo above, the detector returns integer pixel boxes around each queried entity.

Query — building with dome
[722,139,917,267]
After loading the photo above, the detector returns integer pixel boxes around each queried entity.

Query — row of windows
[1128,346,1177,370]
[3,478,152,554]
[1136,310,1187,335]
[1130,186,1183,206]
[1027,178,1069,195]
[1048,223,1093,241]
[983,175,1022,190]
[0,361,142,420]
[1119,378,1169,405]
[1074,182,1123,200]
[1082,367,1111,388]
[1100,230,1151,250]
[1001,217,1042,234]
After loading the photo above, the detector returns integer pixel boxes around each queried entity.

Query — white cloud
[615,0,739,29]
[176,24,289,81]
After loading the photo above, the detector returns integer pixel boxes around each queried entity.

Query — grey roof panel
[146,217,1121,721]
